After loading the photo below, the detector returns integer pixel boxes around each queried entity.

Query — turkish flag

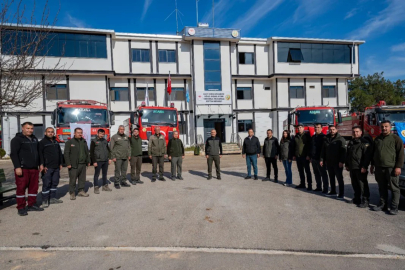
[167,73,172,95]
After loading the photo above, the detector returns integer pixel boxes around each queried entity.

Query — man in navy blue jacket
[242,129,261,180]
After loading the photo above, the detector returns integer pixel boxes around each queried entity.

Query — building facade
[0,25,364,154]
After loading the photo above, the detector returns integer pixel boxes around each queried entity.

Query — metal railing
[230,133,242,149]
[196,134,205,151]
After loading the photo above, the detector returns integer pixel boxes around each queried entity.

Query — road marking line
[0,246,404,259]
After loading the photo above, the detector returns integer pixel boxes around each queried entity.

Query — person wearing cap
[320,125,347,199]
[293,123,312,190]
[370,120,404,215]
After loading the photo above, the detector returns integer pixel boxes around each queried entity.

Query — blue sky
[9,0,405,81]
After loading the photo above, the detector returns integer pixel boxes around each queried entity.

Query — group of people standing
[10,122,185,216]
[240,121,404,215]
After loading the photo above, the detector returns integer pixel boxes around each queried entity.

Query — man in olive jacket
[294,123,312,190]
[110,125,131,189]
[90,129,112,194]
[130,128,144,185]
[205,129,223,180]
[148,126,167,181]
[320,125,346,199]
[167,131,185,181]
[262,129,279,182]
[370,120,404,215]
[345,126,372,208]
[64,127,91,200]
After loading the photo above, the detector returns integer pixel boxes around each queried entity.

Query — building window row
[278,42,355,64]
[1,30,107,58]
[46,84,68,100]
[204,41,222,91]
[289,85,337,99]
[158,49,176,63]
[131,49,176,63]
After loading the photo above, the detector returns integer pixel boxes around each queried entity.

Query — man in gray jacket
[110,125,131,189]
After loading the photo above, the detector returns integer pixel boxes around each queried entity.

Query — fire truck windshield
[140,109,177,127]
[379,111,405,123]
[57,108,108,127]
[296,109,334,125]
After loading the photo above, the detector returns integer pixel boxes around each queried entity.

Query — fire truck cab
[123,102,182,156]
[51,100,115,152]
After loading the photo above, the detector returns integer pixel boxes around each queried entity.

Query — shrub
[0,148,6,159]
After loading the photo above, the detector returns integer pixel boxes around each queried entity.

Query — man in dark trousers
[242,128,261,180]
[370,120,404,215]
[310,123,328,193]
[10,122,44,216]
[205,129,223,180]
[39,127,63,208]
[262,129,279,182]
[320,125,347,199]
[64,127,91,200]
[90,129,112,194]
[345,126,372,208]
[148,126,167,181]
[293,123,312,190]
[167,131,185,181]
[129,128,144,185]
[110,125,131,188]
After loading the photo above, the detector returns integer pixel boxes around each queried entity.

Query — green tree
[348,72,405,112]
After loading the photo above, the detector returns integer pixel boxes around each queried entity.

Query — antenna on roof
[196,0,200,26]
[164,0,184,35]
[212,0,215,28]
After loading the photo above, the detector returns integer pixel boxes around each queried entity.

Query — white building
[0,25,364,153]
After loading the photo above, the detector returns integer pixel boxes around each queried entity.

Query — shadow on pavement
[188,170,208,178]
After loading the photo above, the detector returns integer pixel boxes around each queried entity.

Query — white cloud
[232,0,284,33]
[348,0,405,40]
[344,8,358,20]
[391,42,405,52]
[66,13,88,28]
[141,0,153,21]
[201,0,235,27]
[361,55,405,80]
[292,0,333,23]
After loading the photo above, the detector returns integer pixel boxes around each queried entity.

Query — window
[239,52,254,64]
[289,86,304,99]
[322,85,336,98]
[170,88,185,101]
[132,49,150,62]
[110,87,129,101]
[236,87,252,100]
[159,50,176,62]
[46,84,67,100]
[136,87,155,101]
[204,41,221,91]
[33,124,44,139]
[238,120,253,132]
[278,42,355,64]
[1,30,107,58]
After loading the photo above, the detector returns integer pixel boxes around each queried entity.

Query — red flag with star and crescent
[167,73,172,95]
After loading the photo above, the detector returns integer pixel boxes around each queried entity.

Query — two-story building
[0,24,364,154]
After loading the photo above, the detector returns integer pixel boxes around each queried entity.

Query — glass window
[288,49,303,62]
[159,50,176,63]
[111,87,129,101]
[204,41,221,91]
[57,108,109,127]
[290,86,304,99]
[296,109,334,125]
[322,86,336,98]
[237,87,252,100]
[238,120,253,132]
[132,49,150,62]
[33,124,44,139]
[136,87,155,101]
[46,84,67,100]
[140,109,177,127]
[1,29,107,58]
[171,88,184,101]
[239,52,254,64]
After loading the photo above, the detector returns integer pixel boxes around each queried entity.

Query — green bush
[0,148,6,159]
[184,146,196,151]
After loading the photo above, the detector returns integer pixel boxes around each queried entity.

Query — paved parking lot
[0,156,404,270]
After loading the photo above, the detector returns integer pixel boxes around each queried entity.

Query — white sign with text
[196,91,232,105]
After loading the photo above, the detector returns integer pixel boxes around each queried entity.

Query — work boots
[102,185,112,191]
[94,187,100,194]
[50,198,63,204]
[70,193,76,200]
[77,190,89,197]
[41,200,49,208]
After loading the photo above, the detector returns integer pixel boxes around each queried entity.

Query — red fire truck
[284,106,342,136]
[51,100,114,151]
[123,102,181,156]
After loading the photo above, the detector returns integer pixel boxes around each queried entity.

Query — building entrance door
[203,118,225,142]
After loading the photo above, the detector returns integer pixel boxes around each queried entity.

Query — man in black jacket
[10,122,44,216]
[242,129,261,180]
[205,129,223,180]
[39,127,63,208]
[262,129,279,182]
[90,129,112,194]
[310,123,328,193]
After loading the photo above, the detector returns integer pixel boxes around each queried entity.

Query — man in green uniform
[110,125,131,189]
[205,129,223,180]
[345,126,372,208]
[167,131,185,181]
[294,123,312,190]
[64,127,90,200]
[148,126,167,181]
[370,120,404,215]
[130,128,144,185]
